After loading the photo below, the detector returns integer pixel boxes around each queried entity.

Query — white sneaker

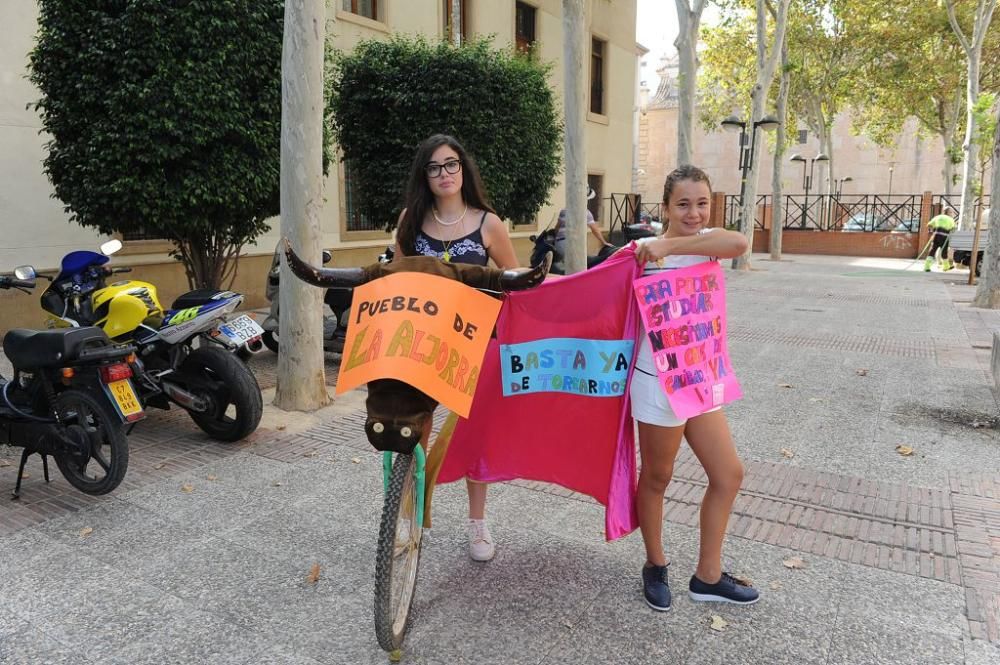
[467,519,495,562]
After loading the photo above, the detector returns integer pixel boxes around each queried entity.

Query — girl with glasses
[394,134,519,561]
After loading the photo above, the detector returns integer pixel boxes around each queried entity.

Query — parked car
[841,213,918,233]
[841,213,875,232]
[877,218,919,233]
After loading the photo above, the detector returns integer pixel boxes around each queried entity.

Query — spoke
[92,446,111,472]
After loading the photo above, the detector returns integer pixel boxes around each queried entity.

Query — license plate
[108,379,144,421]
[217,315,265,345]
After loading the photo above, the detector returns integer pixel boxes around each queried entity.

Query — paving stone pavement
[1,254,1000,664]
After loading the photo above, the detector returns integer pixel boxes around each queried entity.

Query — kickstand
[10,450,49,499]
[12,449,31,499]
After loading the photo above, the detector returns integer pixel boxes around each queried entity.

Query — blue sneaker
[642,563,672,611]
[688,572,760,605]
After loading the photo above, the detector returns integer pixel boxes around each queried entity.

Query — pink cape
[437,247,644,540]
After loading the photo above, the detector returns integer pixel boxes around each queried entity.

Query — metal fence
[796,194,923,232]
[723,195,768,230]
[722,194,924,233]
[932,194,991,221]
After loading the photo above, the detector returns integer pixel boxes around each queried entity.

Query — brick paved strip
[647,450,964,586]
[727,284,936,308]
[951,472,1000,644]
[728,326,937,358]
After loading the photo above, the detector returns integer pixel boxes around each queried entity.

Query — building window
[342,0,379,21]
[515,2,536,54]
[344,159,377,232]
[798,129,808,144]
[122,227,167,242]
[444,0,468,43]
[590,37,606,115]
[587,174,603,223]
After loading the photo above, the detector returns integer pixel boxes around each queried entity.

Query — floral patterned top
[414,211,490,266]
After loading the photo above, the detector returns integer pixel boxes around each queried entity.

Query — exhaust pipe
[162,382,209,412]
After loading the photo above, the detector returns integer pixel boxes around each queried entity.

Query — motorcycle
[529,220,659,274]
[259,244,394,355]
[37,240,263,442]
[529,229,619,274]
[1,265,141,498]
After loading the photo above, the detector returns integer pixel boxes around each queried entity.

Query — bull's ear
[283,238,368,288]
[500,252,551,291]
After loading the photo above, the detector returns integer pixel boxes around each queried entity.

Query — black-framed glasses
[425,159,462,178]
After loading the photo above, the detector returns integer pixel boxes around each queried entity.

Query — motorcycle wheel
[52,388,129,495]
[235,344,255,362]
[262,330,280,353]
[263,328,344,355]
[180,347,263,442]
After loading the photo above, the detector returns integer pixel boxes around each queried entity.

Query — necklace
[441,215,466,263]
[432,204,468,226]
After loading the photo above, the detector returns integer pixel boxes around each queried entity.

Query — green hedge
[327,36,562,228]
[29,0,299,288]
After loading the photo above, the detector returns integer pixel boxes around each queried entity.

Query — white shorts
[630,369,719,427]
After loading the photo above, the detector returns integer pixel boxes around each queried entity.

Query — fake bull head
[283,239,550,453]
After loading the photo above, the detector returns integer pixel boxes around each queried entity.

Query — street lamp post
[789,152,829,228]
[833,176,852,229]
[887,165,894,198]
[721,114,780,230]
[835,176,853,198]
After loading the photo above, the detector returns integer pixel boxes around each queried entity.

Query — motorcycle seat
[172,288,229,310]
[170,289,239,309]
[3,327,110,370]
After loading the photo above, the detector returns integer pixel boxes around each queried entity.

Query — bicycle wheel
[373,452,423,653]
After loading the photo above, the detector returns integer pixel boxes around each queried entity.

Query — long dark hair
[397,134,495,256]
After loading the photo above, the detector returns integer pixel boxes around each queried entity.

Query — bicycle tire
[373,452,423,652]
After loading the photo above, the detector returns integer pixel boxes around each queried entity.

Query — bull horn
[500,251,552,292]
[283,238,368,288]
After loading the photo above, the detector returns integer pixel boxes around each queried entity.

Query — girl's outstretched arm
[636,229,748,262]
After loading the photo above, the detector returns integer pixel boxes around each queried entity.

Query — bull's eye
[372,422,385,433]
[400,426,413,438]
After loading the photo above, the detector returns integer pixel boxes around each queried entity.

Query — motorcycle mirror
[100,239,123,256]
[322,250,333,265]
[13,265,36,281]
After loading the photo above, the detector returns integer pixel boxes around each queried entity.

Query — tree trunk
[562,0,588,275]
[947,0,998,230]
[958,55,981,230]
[819,128,832,195]
[734,0,790,271]
[972,101,1000,308]
[770,42,789,261]
[450,0,462,46]
[674,0,705,167]
[943,126,956,197]
[275,0,329,412]
[942,96,962,197]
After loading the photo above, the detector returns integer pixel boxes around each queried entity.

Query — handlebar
[0,276,36,290]
[102,266,133,275]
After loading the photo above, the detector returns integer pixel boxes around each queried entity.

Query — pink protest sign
[632,261,742,419]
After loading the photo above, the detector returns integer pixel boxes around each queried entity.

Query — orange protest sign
[336,272,503,418]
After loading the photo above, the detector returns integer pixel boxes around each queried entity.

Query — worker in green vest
[925,210,957,272]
